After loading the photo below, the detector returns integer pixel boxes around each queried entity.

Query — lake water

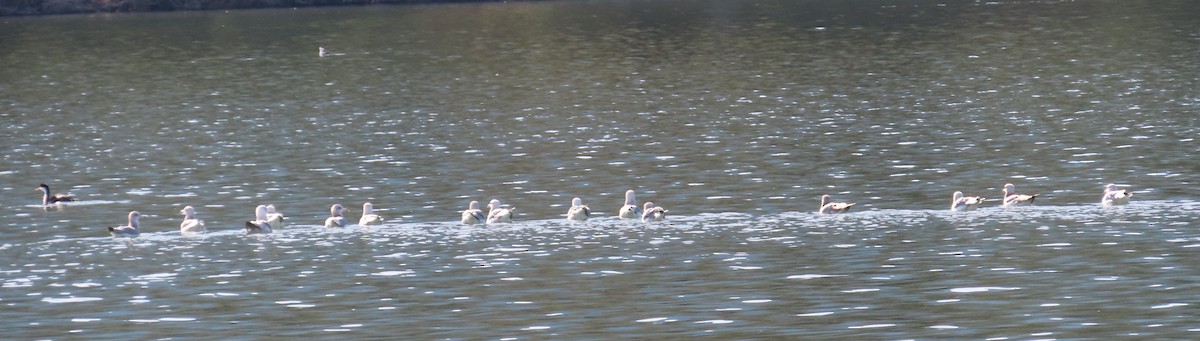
[3,0,1199,338]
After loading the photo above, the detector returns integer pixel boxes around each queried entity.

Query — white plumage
[486,199,514,224]
[108,211,141,238]
[359,202,383,226]
[325,204,347,228]
[1001,183,1038,207]
[461,200,485,224]
[641,201,667,222]
[245,205,273,234]
[819,194,856,214]
[180,206,206,235]
[265,204,286,230]
[566,197,591,222]
[1101,183,1133,206]
[951,191,986,212]
[618,190,642,219]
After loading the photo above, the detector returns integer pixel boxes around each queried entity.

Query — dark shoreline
[0,0,505,17]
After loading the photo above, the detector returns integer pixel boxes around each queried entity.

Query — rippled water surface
[2,0,1199,338]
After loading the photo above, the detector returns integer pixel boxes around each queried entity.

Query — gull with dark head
[566,197,591,221]
[819,194,856,214]
[1101,183,1133,206]
[951,191,986,212]
[1001,183,1038,207]
[108,211,141,238]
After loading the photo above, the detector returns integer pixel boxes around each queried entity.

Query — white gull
[819,194,855,214]
[566,197,591,222]
[1001,183,1038,207]
[461,200,485,225]
[325,204,348,228]
[1101,183,1133,206]
[180,206,206,235]
[951,191,986,212]
[245,205,273,234]
[359,202,383,226]
[108,211,141,238]
[618,190,642,219]
[486,199,514,224]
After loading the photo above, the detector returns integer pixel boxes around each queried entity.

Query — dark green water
[2,0,1198,338]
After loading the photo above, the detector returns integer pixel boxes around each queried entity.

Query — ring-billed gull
[618,190,642,219]
[819,194,856,214]
[461,200,485,224]
[1001,183,1038,207]
[641,202,667,222]
[566,197,591,221]
[486,199,514,224]
[245,205,273,234]
[325,204,347,228]
[360,202,383,226]
[108,211,141,238]
[1101,183,1133,206]
[951,191,986,212]
[265,205,286,230]
[180,206,206,235]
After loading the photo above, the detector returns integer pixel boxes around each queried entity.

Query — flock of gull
[35,182,1135,238]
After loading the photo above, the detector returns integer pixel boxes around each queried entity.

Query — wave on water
[14,200,1197,248]
[22,200,132,209]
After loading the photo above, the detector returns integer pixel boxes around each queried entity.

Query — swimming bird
[819,194,856,214]
[265,204,286,230]
[108,211,141,238]
[1001,183,1038,207]
[37,183,75,206]
[1101,183,1133,206]
[618,190,642,219]
[245,205,273,234]
[360,202,383,226]
[180,206,206,235]
[641,202,667,222]
[461,200,485,224]
[951,191,986,212]
[324,204,347,228]
[486,199,514,224]
[318,47,345,57]
[566,197,591,221]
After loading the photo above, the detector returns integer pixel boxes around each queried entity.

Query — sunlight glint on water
[2,0,1199,338]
